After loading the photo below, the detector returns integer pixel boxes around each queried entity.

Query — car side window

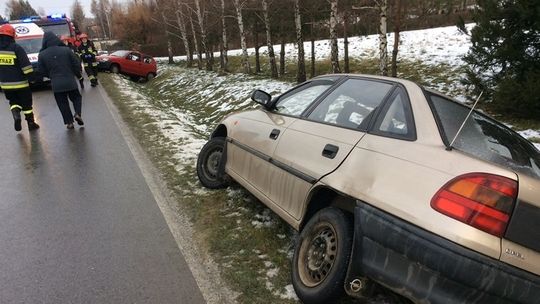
[143,56,152,64]
[128,53,140,61]
[307,78,393,129]
[274,81,333,117]
[372,87,416,140]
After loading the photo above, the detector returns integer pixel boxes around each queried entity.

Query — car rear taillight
[431,173,518,237]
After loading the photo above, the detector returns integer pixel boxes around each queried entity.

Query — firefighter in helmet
[0,24,40,131]
[60,35,78,53]
[77,33,99,87]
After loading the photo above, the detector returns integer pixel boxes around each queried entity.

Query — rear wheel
[110,64,120,74]
[146,73,155,81]
[196,137,228,189]
[292,207,353,304]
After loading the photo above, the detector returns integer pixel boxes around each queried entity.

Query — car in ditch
[196,74,540,304]
[97,50,157,81]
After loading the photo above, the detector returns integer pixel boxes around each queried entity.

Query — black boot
[11,108,22,131]
[25,113,40,131]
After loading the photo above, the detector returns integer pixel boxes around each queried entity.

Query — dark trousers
[83,62,98,84]
[4,87,34,118]
[53,89,82,124]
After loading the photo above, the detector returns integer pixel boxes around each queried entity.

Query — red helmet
[0,24,16,38]
[60,35,70,41]
[79,33,88,39]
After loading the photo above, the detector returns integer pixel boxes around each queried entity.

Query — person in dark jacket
[0,24,40,132]
[38,31,85,129]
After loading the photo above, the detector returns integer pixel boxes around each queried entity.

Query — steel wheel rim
[298,223,338,287]
[204,148,222,180]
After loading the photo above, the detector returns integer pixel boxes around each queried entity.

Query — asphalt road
[0,85,206,304]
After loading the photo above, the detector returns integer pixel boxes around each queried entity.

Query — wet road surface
[0,85,205,303]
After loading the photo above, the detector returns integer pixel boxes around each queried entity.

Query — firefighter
[0,24,39,132]
[77,33,99,87]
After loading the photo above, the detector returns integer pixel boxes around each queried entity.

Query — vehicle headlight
[99,58,109,62]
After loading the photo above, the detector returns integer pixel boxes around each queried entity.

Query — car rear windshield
[428,93,540,179]
[111,50,129,57]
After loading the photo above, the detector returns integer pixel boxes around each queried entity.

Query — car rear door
[123,52,142,74]
[269,77,395,219]
[226,79,335,201]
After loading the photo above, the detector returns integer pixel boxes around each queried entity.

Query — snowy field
[112,23,539,303]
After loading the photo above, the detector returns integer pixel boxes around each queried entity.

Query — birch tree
[391,0,403,77]
[294,0,306,83]
[161,11,174,64]
[195,0,212,71]
[188,6,203,69]
[376,0,388,76]
[220,0,228,72]
[233,0,251,74]
[329,0,341,73]
[175,5,192,67]
[261,0,278,78]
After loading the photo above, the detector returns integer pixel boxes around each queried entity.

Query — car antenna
[447,91,483,151]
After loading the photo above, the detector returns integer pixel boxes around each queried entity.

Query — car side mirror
[251,90,272,109]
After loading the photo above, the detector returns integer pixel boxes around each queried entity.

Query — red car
[97,50,157,81]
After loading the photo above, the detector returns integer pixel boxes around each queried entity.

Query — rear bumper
[345,202,540,304]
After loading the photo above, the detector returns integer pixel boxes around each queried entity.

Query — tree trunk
[220,0,228,72]
[329,0,340,73]
[280,33,286,77]
[189,10,203,70]
[161,11,174,64]
[195,0,212,71]
[294,0,306,83]
[262,0,278,78]
[310,22,315,78]
[344,12,350,73]
[176,8,192,67]
[391,0,402,77]
[233,0,251,74]
[377,0,388,76]
[255,30,261,73]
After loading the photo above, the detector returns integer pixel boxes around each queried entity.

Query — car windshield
[39,23,70,37]
[429,93,540,179]
[111,50,130,57]
[16,38,43,54]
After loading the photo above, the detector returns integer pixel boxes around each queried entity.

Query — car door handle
[269,129,280,140]
[322,144,339,159]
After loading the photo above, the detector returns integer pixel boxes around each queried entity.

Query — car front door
[226,79,335,206]
[123,52,142,74]
[269,78,395,219]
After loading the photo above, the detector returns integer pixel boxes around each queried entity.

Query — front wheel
[110,64,120,74]
[292,207,353,304]
[196,137,228,189]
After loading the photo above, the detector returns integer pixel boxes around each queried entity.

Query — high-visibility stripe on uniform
[91,62,98,67]
[0,50,16,55]
[22,109,33,115]
[10,104,22,110]
[88,75,95,80]
[21,65,33,74]
[0,80,29,89]
[83,63,89,67]
[0,54,16,65]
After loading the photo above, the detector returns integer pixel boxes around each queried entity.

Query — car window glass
[143,56,152,64]
[308,79,393,129]
[377,92,408,135]
[129,53,140,61]
[430,94,540,179]
[275,82,332,116]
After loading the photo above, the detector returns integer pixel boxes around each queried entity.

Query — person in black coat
[38,32,85,129]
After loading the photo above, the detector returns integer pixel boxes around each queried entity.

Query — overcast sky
[1,0,95,19]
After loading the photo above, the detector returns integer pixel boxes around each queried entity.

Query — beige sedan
[196,74,540,304]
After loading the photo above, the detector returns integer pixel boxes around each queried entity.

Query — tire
[110,64,120,74]
[196,137,228,189]
[146,73,155,81]
[292,207,353,304]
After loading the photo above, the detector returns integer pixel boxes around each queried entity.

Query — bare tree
[71,0,86,34]
[188,5,203,69]
[233,0,251,74]
[391,0,402,77]
[329,0,341,73]
[195,0,212,71]
[261,0,278,78]
[376,0,388,76]
[175,4,192,67]
[294,0,306,83]
[220,0,228,72]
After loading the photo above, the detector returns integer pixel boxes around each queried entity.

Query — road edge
[98,83,238,304]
